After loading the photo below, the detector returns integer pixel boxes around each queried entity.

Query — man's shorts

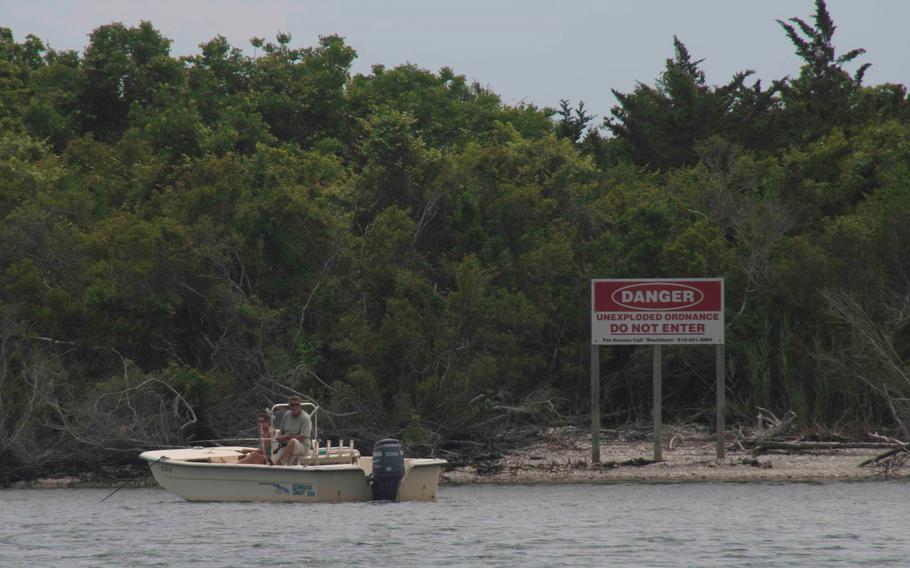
[272,438,311,461]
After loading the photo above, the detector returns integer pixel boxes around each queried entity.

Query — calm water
[2,481,909,567]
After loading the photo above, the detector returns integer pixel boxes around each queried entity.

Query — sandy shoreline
[442,426,910,485]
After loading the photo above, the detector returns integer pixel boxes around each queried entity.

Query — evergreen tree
[776,0,870,140]
[607,37,776,170]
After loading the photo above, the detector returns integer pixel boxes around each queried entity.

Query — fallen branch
[859,444,910,468]
[868,432,905,445]
[754,407,796,440]
[751,441,900,455]
[600,457,658,468]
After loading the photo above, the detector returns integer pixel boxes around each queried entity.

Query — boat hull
[140,447,445,503]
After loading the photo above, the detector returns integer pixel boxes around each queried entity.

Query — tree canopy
[2,0,910,481]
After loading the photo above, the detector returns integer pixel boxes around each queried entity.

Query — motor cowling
[371,438,405,501]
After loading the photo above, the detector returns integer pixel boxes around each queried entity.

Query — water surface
[2,481,908,566]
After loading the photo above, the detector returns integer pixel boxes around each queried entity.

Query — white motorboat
[139,402,447,503]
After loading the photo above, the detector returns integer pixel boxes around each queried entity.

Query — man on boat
[271,395,313,465]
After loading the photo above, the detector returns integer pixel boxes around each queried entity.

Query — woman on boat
[238,413,272,464]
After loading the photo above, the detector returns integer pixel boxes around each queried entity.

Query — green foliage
[555,100,594,144]
[776,0,874,142]
[249,34,355,147]
[347,64,506,148]
[3,2,910,475]
[78,21,182,138]
[607,37,779,170]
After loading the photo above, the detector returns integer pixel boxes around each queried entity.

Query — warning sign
[591,279,724,345]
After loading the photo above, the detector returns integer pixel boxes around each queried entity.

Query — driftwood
[735,407,797,450]
[753,407,796,440]
[751,441,900,455]
[859,444,910,468]
[600,457,657,468]
[737,409,908,460]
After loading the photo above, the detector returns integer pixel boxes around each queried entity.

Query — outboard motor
[371,438,405,501]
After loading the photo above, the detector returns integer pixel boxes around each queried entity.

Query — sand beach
[443,425,910,485]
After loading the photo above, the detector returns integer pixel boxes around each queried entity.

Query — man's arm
[276,416,311,443]
[277,432,307,443]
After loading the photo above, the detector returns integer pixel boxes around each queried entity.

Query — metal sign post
[716,343,726,459]
[653,345,662,461]
[591,344,600,464]
[591,278,725,462]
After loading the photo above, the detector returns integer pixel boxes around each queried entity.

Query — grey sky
[2,1,908,124]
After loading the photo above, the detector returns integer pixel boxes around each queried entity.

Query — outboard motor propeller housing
[371,438,405,501]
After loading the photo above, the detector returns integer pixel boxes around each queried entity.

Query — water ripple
[2,482,910,566]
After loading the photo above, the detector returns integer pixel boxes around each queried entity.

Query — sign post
[653,344,662,461]
[591,278,725,461]
[716,343,725,459]
[591,344,600,464]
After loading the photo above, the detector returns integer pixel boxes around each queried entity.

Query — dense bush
[2,1,909,479]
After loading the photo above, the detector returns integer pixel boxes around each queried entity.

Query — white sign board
[591,278,724,345]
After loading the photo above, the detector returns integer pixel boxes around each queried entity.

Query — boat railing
[315,438,359,465]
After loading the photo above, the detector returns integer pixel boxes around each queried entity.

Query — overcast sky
[2,1,908,124]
